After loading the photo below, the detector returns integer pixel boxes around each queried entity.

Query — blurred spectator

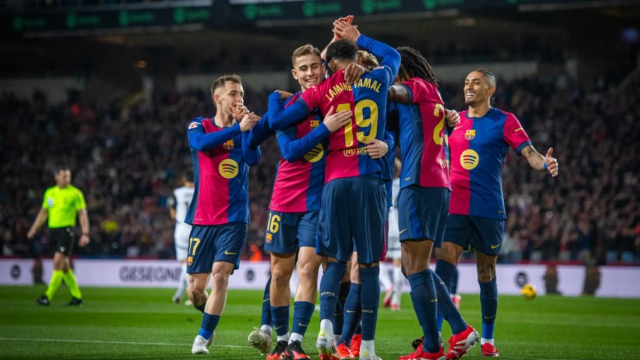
[1,71,638,264]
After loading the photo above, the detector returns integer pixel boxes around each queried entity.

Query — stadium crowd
[1,71,638,265]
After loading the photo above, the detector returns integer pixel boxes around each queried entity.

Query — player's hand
[240,112,260,132]
[445,109,460,127]
[545,148,559,177]
[323,105,352,133]
[27,229,36,239]
[79,234,90,247]
[344,63,367,84]
[332,15,354,41]
[229,104,247,121]
[275,90,293,100]
[333,20,360,43]
[366,139,388,160]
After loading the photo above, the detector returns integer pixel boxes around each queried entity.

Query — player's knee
[298,261,318,283]
[435,244,459,265]
[477,263,496,282]
[187,283,205,300]
[210,271,230,290]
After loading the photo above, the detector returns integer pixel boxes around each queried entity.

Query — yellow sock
[45,270,64,300]
[62,269,82,299]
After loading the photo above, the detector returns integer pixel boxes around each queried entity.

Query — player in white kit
[169,170,195,304]
[383,158,405,311]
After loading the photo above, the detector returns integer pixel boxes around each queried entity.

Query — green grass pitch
[1,285,639,359]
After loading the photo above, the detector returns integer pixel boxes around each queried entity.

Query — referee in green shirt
[28,166,90,306]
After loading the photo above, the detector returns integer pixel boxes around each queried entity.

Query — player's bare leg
[187,273,209,312]
[191,261,234,354]
[476,251,500,357]
[266,253,295,359]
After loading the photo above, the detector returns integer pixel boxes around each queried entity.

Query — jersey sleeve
[503,113,532,155]
[356,34,401,85]
[187,117,241,151]
[247,114,274,149]
[168,191,177,210]
[41,189,50,209]
[267,92,312,130]
[402,78,440,105]
[242,132,262,166]
[276,123,330,162]
[74,189,87,211]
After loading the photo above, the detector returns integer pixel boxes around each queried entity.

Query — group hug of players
[181,15,559,360]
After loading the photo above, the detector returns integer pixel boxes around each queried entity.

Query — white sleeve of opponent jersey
[173,186,195,226]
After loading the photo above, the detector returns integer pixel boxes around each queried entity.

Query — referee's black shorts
[49,227,75,256]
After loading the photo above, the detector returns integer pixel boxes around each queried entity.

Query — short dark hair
[292,44,322,67]
[210,74,242,96]
[397,46,438,86]
[325,39,358,64]
[53,165,70,176]
[475,68,496,102]
[183,169,194,182]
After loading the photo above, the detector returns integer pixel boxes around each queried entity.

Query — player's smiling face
[292,54,324,91]
[215,81,245,116]
[464,71,494,106]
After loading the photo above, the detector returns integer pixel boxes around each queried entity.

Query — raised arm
[267,91,312,131]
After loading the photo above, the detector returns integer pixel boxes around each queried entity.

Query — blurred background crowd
[1,0,639,266]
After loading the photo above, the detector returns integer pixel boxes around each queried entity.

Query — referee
[27,166,90,306]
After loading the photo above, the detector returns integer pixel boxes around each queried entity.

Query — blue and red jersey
[185,117,261,225]
[389,77,451,191]
[268,34,400,183]
[270,92,327,213]
[448,108,531,219]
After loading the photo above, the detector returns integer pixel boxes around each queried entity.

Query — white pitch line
[0,337,245,348]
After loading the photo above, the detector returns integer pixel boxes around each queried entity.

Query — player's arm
[247,113,275,149]
[76,190,90,246]
[277,106,351,162]
[187,117,241,151]
[168,195,176,221]
[504,113,558,177]
[522,145,559,177]
[388,85,411,104]
[242,131,262,166]
[27,207,48,239]
[334,22,400,79]
[267,91,313,131]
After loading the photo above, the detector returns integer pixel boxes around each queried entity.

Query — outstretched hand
[445,109,460,127]
[333,19,360,43]
[545,148,559,177]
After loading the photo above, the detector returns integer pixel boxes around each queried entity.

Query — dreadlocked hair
[396,46,438,86]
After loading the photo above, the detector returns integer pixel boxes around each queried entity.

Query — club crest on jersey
[188,121,200,129]
[465,130,476,140]
[187,256,193,266]
[310,120,320,129]
[223,139,234,150]
[266,233,273,244]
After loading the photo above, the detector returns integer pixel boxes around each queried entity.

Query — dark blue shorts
[264,210,318,255]
[397,186,450,248]
[317,176,387,264]
[445,214,505,255]
[186,223,247,274]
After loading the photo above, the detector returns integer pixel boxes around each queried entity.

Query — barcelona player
[385,47,479,360]
[434,69,559,357]
[246,44,360,360]
[186,74,262,355]
[268,20,400,360]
